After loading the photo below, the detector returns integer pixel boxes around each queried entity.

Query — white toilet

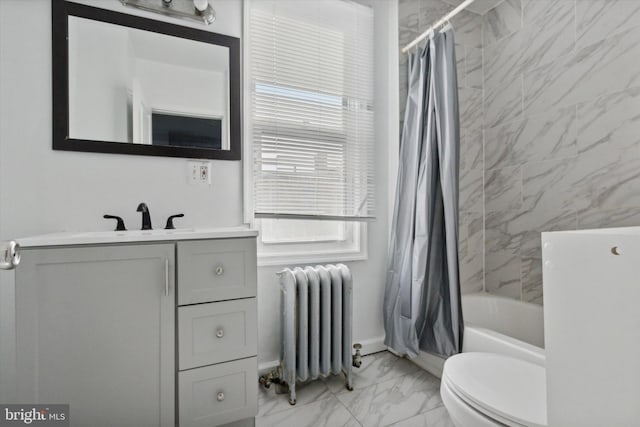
[440,352,547,427]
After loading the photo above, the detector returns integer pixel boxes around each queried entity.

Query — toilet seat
[442,352,547,427]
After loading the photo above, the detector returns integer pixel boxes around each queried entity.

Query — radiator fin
[279,264,354,404]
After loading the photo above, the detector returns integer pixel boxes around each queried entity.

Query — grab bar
[0,241,20,270]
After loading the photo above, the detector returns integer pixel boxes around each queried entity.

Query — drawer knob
[216,329,224,338]
[215,265,224,276]
[217,392,225,402]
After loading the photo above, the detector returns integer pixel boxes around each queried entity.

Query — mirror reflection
[68,16,230,151]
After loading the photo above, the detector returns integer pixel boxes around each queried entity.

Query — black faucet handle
[165,214,184,230]
[103,215,127,231]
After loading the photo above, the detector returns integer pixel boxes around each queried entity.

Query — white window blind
[250,0,375,221]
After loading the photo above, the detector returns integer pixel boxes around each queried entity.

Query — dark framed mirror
[52,1,241,160]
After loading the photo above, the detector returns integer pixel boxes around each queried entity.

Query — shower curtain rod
[401,0,477,53]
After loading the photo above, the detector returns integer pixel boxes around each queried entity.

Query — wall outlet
[199,165,209,183]
[188,161,211,185]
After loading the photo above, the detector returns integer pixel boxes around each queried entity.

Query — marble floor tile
[256,395,360,427]
[389,406,455,427]
[256,352,454,427]
[323,351,421,394]
[336,370,442,427]
[257,378,332,418]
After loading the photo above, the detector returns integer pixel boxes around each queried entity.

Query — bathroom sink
[116,228,196,237]
[17,227,258,248]
[71,229,196,238]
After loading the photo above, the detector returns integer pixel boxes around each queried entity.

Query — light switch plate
[187,161,211,185]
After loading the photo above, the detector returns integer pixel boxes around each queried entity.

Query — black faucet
[136,203,152,230]
[165,214,184,230]
[103,214,127,231]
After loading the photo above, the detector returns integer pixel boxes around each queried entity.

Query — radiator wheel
[289,398,296,405]
[258,376,271,389]
[346,384,354,391]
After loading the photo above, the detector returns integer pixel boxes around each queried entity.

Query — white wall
[254,0,399,369]
[69,17,131,142]
[136,59,227,118]
[0,0,399,394]
[0,0,243,402]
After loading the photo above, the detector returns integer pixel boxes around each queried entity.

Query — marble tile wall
[399,0,485,295]
[483,0,640,304]
[400,0,640,305]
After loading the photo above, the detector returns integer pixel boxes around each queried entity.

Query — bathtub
[412,292,545,378]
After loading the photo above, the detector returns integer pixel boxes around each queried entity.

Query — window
[151,113,222,149]
[247,0,375,264]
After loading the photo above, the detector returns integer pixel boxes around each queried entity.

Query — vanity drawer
[178,238,257,305]
[178,298,257,370]
[178,357,258,427]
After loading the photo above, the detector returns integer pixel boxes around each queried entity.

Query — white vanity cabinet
[176,239,258,427]
[13,229,258,427]
[15,244,176,427]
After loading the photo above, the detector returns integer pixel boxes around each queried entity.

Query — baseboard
[357,336,386,355]
[258,360,280,376]
[386,346,403,357]
[410,351,445,378]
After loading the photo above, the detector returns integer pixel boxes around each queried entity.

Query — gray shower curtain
[383,26,463,358]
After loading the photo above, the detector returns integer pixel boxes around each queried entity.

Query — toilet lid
[442,352,547,427]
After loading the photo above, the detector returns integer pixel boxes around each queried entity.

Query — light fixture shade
[193,0,208,12]
[120,0,216,25]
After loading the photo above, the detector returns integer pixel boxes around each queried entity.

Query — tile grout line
[333,392,364,427]
[384,403,447,427]
[338,368,445,427]
[481,9,486,294]
[256,378,343,420]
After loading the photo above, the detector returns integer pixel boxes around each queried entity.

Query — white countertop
[16,227,258,248]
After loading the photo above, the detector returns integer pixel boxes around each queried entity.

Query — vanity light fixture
[120,0,216,25]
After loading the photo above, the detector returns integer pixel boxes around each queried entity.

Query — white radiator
[266,264,356,405]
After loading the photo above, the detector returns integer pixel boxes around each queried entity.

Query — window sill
[257,246,368,267]
[254,219,368,267]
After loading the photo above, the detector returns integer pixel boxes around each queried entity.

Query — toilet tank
[542,227,640,427]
